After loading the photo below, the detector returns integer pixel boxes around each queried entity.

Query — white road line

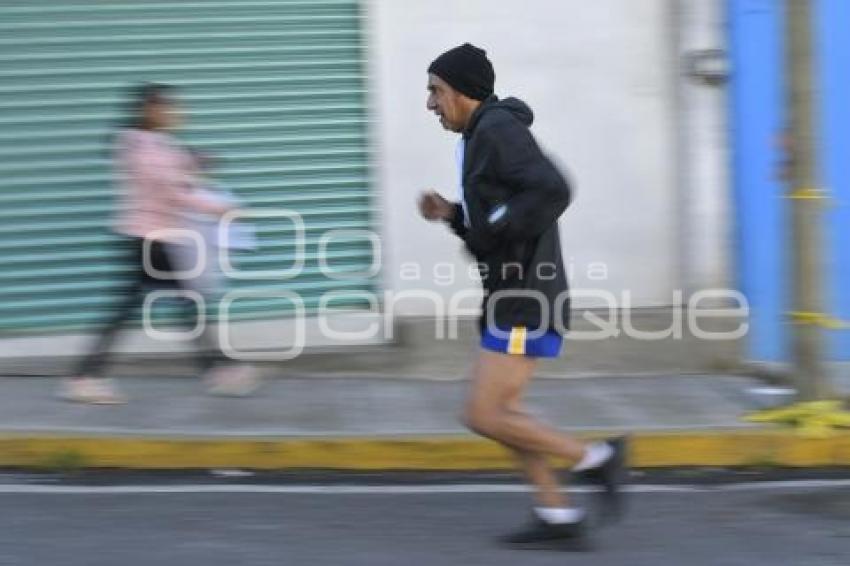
[0,479,847,495]
[0,424,756,435]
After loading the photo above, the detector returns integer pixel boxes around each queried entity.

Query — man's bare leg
[465,351,584,506]
[465,350,586,462]
[464,349,625,543]
[464,349,592,544]
[503,395,567,508]
[512,448,565,508]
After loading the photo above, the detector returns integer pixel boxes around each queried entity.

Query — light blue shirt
[455,138,470,227]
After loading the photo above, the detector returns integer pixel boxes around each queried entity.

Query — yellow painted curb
[0,430,848,470]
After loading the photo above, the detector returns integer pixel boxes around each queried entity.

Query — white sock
[572,442,614,472]
[534,507,585,525]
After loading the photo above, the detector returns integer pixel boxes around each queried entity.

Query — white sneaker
[59,377,127,405]
[205,365,260,397]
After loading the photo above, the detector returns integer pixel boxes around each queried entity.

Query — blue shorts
[480,326,564,358]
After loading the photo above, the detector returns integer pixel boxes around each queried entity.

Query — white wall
[367,0,683,316]
[676,0,731,294]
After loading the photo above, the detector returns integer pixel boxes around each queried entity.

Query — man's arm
[478,117,572,240]
[419,191,467,237]
[446,202,468,238]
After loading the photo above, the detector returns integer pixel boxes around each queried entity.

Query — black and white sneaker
[498,516,590,551]
[576,436,628,522]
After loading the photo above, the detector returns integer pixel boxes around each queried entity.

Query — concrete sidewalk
[0,313,747,379]
[0,372,848,470]
[0,373,774,436]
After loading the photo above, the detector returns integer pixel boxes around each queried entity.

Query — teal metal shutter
[0,0,377,335]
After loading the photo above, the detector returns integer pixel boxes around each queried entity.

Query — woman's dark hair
[124,82,174,130]
[106,83,174,158]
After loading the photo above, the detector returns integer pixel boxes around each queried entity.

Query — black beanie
[427,43,495,101]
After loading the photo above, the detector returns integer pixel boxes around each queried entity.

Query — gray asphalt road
[0,479,847,566]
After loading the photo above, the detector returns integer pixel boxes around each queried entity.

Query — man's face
[426,73,466,133]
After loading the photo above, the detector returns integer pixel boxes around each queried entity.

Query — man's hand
[418,191,455,222]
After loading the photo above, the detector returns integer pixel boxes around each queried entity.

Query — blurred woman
[62,84,235,404]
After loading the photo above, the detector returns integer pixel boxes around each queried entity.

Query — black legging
[75,237,224,377]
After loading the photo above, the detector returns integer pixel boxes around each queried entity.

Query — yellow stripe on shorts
[508,326,527,355]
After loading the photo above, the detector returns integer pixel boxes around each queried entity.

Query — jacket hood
[491,96,534,126]
[465,95,534,136]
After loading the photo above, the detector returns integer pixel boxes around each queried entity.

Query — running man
[418,43,626,547]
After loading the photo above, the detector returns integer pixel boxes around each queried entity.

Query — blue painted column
[729,0,850,361]
[728,0,787,361]
[816,0,850,360]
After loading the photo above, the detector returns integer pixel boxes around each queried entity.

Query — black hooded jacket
[446,95,572,334]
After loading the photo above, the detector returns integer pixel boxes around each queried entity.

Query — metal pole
[785,0,831,401]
